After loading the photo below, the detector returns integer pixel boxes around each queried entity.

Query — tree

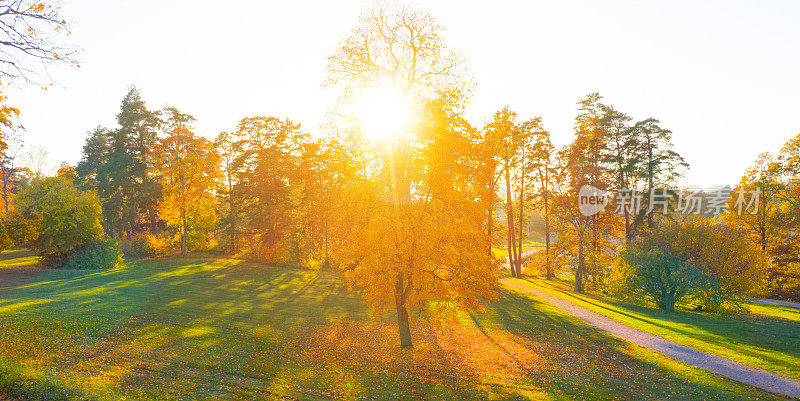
[725,152,780,253]
[56,162,75,181]
[295,137,353,267]
[0,1,79,84]
[485,107,522,277]
[75,126,109,191]
[335,93,495,348]
[88,88,162,237]
[11,177,103,264]
[0,133,22,215]
[527,123,556,278]
[618,218,768,311]
[214,131,239,253]
[554,93,610,292]
[151,109,221,255]
[24,145,49,179]
[599,104,636,239]
[626,118,687,233]
[231,116,307,261]
[327,2,491,348]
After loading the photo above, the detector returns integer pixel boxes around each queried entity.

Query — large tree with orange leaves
[150,108,221,255]
[327,2,493,348]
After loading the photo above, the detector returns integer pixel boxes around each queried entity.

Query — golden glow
[356,83,410,142]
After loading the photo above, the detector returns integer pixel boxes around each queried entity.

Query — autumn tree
[724,152,780,253]
[229,116,307,261]
[295,137,354,267]
[0,1,79,84]
[150,109,221,255]
[327,2,494,348]
[619,218,768,311]
[214,131,240,253]
[553,94,611,292]
[485,107,522,276]
[0,133,23,215]
[527,123,556,278]
[483,108,548,277]
[11,177,103,264]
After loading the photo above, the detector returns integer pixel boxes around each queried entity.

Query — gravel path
[503,279,800,399]
[752,298,800,309]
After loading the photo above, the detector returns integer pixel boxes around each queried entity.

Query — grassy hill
[0,251,788,400]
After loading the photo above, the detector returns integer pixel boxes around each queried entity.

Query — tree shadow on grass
[471,288,786,401]
[523,278,800,377]
[0,256,789,400]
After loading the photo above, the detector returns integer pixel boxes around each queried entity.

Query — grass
[0,252,790,400]
[508,277,800,382]
[492,239,543,259]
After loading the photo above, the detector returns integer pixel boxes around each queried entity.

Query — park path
[752,298,800,309]
[501,279,800,399]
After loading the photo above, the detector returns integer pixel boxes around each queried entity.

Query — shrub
[11,178,104,265]
[617,218,768,312]
[185,230,216,252]
[618,245,706,311]
[59,238,123,270]
[120,233,167,258]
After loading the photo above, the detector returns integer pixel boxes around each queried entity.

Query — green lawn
[0,253,789,400]
[508,277,800,382]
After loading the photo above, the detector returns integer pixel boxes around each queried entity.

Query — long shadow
[474,288,785,400]
[521,278,800,374]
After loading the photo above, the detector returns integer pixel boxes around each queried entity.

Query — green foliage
[12,177,104,265]
[59,238,123,270]
[75,88,162,238]
[616,219,768,312]
[0,220,14,250]
[618,245,706,312]
[119,233,167,258]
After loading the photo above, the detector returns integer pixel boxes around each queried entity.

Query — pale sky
[6,0,800,186]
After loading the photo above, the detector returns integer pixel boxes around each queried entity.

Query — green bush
[59,238,123,270]
[618,245,705,312]
[11,177,104,265]
[616,218,768,312]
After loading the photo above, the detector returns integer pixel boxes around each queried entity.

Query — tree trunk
[575,229,584,293]
[228,176,237,254]
[487,208,493,258]
[660,293,676,312]
[505,163,517,277]
[517,170,525,277]
[181,213,187,256]
[394,273,412,348]
[542,168,553,279]
[2,171,8,216]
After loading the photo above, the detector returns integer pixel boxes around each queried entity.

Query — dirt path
[502,279,800,399]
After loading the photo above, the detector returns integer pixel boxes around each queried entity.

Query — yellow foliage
[150,124,222,253]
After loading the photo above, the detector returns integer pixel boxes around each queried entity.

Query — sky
[6,0,800,186]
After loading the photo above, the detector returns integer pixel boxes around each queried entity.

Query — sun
[356,83,411,142]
